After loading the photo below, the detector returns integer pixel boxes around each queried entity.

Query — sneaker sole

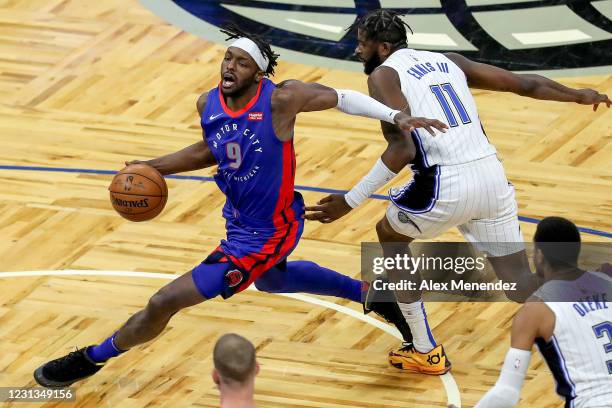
[388,357,452,375]
[33,366,79,389]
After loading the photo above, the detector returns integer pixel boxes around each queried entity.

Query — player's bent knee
[147,289,181,317]
[253,277,279,293]
[376,217,409,243]
[254,266,287,293]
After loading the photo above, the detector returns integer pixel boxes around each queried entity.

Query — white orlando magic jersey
[534,272,612,407]
[381,48,497,166]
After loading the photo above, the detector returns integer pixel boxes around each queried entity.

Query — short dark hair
[220,25,279,76]
[349,9,413,47]
[534,216,581,268]
[213,333,256,384]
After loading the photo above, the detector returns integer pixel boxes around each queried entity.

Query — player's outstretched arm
[126,92,217,176]
[446,53,611,111]
[305,67,427,223]
[273,79,448,134]
[474,302,554,408]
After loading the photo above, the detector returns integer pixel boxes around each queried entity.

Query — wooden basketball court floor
[0,1,610,407]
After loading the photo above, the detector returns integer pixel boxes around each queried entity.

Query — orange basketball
[109,163,168,222]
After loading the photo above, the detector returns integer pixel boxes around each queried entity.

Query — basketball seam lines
[113,172,166,194]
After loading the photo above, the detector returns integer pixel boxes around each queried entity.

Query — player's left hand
[575,88,611,111]
[303,194,352,223]
[394,112,448,136]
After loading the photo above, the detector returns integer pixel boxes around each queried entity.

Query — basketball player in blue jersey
[306,9,611,375]
[33,25,447,388]
[475,217,612,407]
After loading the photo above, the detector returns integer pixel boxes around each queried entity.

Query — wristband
[344,158,397,208]
[335,89,401,124]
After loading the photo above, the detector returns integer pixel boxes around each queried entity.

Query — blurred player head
[219,25,279,97]
[350,9,413,75]
[212,333,260,398]
[533,216,581,279]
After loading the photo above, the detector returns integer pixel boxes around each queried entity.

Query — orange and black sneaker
[388,343,451,375]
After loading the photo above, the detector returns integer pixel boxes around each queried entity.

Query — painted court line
[0,164,610,238]
[1,270,461,407]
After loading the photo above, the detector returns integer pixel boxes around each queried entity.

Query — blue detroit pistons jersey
[201,78,300,228]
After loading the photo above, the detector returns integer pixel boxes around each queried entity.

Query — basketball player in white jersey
[305,9,611,374]
[475,217,612,407]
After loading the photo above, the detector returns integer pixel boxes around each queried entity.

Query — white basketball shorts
[386,154,524,257]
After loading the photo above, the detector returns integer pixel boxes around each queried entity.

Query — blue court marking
[1,164,610,239]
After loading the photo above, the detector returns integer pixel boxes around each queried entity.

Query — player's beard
[363,52,382,75]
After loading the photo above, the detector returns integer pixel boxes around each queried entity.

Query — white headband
[229,38,269,72]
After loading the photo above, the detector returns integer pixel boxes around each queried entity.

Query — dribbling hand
[124,160,147,167]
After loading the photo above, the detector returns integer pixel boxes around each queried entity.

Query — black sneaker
[363,278,413,344]
[34,347,104,388]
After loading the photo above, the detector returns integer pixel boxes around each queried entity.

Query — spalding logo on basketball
[142,0,611,72]
[109,164,168,222]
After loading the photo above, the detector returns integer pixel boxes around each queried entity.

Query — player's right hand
[575,88,611,111]
[393,112,448,136]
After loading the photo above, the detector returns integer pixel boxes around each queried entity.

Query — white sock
[398,300,437,353]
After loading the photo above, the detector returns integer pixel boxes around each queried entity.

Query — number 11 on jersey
[430,83,471,127]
